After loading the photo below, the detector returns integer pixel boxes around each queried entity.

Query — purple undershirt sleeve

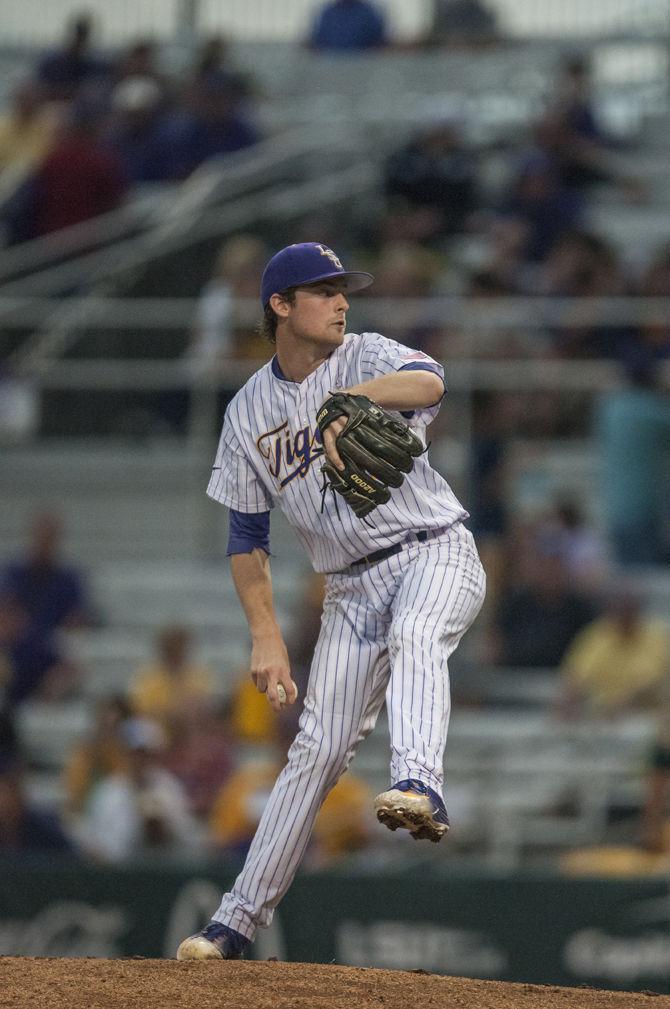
[227,509,271,556]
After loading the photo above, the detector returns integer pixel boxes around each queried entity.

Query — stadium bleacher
[1,4,670,875]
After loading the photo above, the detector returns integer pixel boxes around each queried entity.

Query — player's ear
[269,292,292,319]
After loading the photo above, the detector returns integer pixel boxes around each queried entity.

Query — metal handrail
[13,161,380,374]
[0,122,366,289]
[30,357,626,392]
[0,192,159,286]
[5,295,670,329]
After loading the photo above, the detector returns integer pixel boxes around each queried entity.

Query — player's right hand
[322,414,347,471]
[250,632,298,712]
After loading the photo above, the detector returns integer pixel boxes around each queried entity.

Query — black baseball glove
[316,393,425,519]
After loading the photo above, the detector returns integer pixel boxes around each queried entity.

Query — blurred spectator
[557,586,669,719]
[229,572,326,746]
[446,270,540,359]
[186,35,255,103]
[0,80,60,199]
[423,0,500,48]
[533,498,608,591]
[560,838,670,876]
[384,121,479,242]
[0,592,79,706]
[365,241,443,352]
[166,72,260,180]
[1,511,94,638]
[114,37,169,98]
[62,695,131,816]
[495,151,583,266]
[573,669,670,867]
[76,716,203,862]
[552,57,605,147]
[0,708,18,763]
[230,670,278,745]
[157,233,269,434]
[277,570,326,742]
[288,572,325,676]
[538,230,632,358]
[209,737,372,866]
[105,76,176,183]
[481,215,530,292]
[188,233,269,375]
[208,750,282,860]
[0,753,76,854]
[307,0,388,52]
[490,542,598,668]
[467,391,515,614]
[539,229,596,297]
[35,12,111,103]
[594,356,670,565]
[640,670,670,852]
[371,240,442,298]
[636,242,670,361]
[26,101,128,239]
[164,700,236,819]
[535,57,608,190]
[0,508,89,705]
[536,56,644,200]
[310,771,373,866]
[189,34,229,83]
[128,624,216,737]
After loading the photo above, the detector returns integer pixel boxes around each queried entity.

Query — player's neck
[274,339,335,384]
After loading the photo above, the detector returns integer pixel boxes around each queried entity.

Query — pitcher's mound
[0,956,667,1009]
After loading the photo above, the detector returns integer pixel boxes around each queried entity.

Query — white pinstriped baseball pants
[213,521,486,939]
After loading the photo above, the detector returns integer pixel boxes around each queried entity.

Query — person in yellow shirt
[229,672,277,745]
[562,665,670,874]
[638,668,670,853]
[129,624,215,737]
[558,588,670,718]
[228,572,327,746]
[62,695,131,815]
[312,771,373,865]
[0,80,60,199]
[208,740,372,866]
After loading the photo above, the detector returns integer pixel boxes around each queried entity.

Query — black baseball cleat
[374,778,450,843]
[176,921,250,960]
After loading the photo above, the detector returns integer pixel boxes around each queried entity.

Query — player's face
[286,279,350,349]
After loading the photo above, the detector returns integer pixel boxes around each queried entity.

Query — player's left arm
[323,367,444,471]
[343,368,444,412]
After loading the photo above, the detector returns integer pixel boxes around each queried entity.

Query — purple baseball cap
[260,242,374,307]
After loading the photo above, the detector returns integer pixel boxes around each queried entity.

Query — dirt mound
[0,957,668,1009]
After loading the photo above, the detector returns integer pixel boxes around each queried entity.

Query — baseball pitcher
[177,242,486,961]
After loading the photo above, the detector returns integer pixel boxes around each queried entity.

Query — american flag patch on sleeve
[399,351,431,363]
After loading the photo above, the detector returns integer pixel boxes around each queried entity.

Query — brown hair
[256,288,296,344]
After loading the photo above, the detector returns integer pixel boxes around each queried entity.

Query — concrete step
[0,441,307,564]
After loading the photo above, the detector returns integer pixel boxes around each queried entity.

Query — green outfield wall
[1,858,669,993]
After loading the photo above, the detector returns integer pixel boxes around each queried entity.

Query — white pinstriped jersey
[207,332,468,573]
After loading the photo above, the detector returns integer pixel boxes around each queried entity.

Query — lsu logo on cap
[316,245,343,270]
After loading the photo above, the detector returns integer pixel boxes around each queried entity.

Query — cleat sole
[374,794,449,844]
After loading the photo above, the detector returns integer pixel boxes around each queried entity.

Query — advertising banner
[1,859,669,993]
